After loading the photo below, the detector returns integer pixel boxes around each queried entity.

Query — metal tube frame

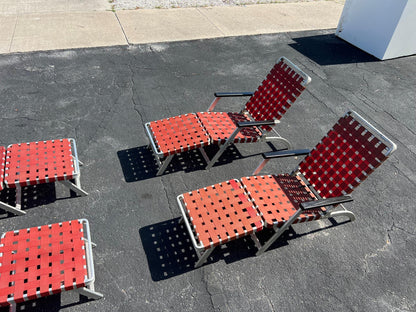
[5,219,102,312]
[145,122,177,176]
[0,139,88,216]
[279,56,312,87]
[251,162,357,255]
[177,194,216,268]
[60,138,88,197]
[145,56,312,175]
[205,114,292,170]
[347,110,397,155]
[77,219,103,299]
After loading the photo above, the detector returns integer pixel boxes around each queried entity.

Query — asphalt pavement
[0,3,415,312]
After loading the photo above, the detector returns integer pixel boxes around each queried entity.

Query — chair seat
[197,112,263,144]
[148,113,211,157]
[242,174,325,228]
[0,220,88,307]
[4,139,75,188]
[182,175,324,249]
[182,179,264,249]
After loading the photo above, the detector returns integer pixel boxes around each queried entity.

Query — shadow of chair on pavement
[117,144,248,182]
[139,217,351,281]
[0,184,66,218]
[0,292,93,312]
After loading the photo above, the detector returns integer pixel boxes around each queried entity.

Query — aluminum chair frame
[251,110,397,255]
[0,219,102,312]
[0,138,88,216]
[177,110,397,267]
[145,57,312,176]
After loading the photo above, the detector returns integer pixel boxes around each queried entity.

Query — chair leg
[252,159,270,175]
[0,186,26,216]
[255,208,303,256]
[59,180,88,197]
[250,233,262,250]
[0,201,26,216]
[156,154,174,176]
[9,303,16,312]
[199,147,210,164]
[15,185,22,210]
[78,220,102,300]
[255,226,287,256]
[206,127,242,169]
[195,247,216,268]
[205,144,228,169]
[76,286,103,300]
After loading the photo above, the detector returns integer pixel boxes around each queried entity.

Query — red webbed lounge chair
[145,57,311,175]
[0,219,102,312]
[177,111,397,267]
[0,139,87,216]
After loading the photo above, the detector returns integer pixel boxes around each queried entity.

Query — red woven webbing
[245,59,307,131]
[299,113,390,198]
[0,146,5,191]
[241,175,324,228]
[4,139,75,188]
[0,220,87,306]
[197,112,262,144]
[182,179,263,249]
[148,114,210,157]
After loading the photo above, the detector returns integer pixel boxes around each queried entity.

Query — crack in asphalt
[388,222,416,241]
[391,162,416,188]
[257,278,276,312]
[129,64,145,124]
[383,110,416,137]
[201,269,217,311]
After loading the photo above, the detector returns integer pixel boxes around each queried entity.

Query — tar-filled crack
[358,92,379,111]
[128,60,145,125]
[159,177,176,219]
[307,89,338,116]
[201,270,216,311]
[383,110,416,137]
[361,73,370,90]
[387,222,416,242]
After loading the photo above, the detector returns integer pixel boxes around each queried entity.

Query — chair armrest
[208,92,255,111]
[214,92,254,97]
[262,149,311,159]
[237,120,276,127]
[300,195,353,210]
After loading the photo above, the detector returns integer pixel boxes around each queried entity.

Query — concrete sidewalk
[0,0,344,54]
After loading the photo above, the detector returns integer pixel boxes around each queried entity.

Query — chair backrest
[0,146,5,191]
[298,111,397,199]
[244,57,311,131]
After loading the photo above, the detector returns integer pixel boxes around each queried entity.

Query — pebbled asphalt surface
[0,29,415,312]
